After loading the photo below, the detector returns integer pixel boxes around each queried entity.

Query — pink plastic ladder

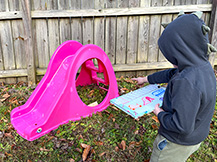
[10,40,119,141]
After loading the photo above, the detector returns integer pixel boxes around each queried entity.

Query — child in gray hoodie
[133,11,217,161]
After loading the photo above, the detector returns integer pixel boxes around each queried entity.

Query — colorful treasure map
[110,84,166,119]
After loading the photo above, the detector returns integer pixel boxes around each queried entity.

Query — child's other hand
[153,104,164,116]
[131,77,148,85]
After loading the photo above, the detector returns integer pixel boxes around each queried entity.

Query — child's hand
[131,77,148,85]
[153,104,164,116]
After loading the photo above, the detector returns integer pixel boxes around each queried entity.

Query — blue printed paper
[110,84,165,119]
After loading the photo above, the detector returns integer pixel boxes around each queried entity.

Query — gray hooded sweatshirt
[148,13,216,145]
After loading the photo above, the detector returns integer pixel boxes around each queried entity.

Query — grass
[0,78,216,162]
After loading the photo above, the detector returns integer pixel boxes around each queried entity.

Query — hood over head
[158,13,209,71]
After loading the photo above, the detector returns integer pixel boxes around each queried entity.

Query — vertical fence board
[0,1,15,83]
[21,0,36,85]
[162,0,173,6]
[197,0,209,4]
[105,17,116,64]
[148,17,161,62]
[82,1,94,45]
[47,1,59,58]
[115,0,129,77]
[0,39,4,83]
[81,0,94,9]
[32,0,49,69]
[59,18,71,44]
[138,16,149,63]
[8,0,20,11]
[94,17,105,50]
[152,0,163,6]
[58,0,70,10]
[82,18,94,45]
[105,0,116,8]
[58,1,71,44]
[35,20,49,68]
[71,18,82,43]
[136,1,151,76]
[94,1,105,50]
[11,20,26,69]
[146,0,162,75]
[0,1,5,82]
[71,0,82,44]
[105,1,116,65]
[116,17,127,64]
[95,0,105,9]
[10,2,27,82]
[47,0,58,10]
[174,0,183,5]
[48,19,60,58]
[70,0,81,9]
[209,0,217,67]
[126,0,139,77]
[0,21,16,83]
[140,0,151,7]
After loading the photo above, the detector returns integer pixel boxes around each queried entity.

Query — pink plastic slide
[10,40,119,141]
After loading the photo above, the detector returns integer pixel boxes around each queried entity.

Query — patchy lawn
[0,77,216,162]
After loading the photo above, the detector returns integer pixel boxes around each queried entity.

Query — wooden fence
[0,0,216,85]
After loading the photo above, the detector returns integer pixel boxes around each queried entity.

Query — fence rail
[0,0,216,85]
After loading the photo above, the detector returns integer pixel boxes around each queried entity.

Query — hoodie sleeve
[148,68,178,84]
[158,78,201,135]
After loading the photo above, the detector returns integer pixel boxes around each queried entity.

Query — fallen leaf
[152,116,159,123]
[91,149,96,154]
[99,152,106,157]
[121,87,129,91]
[118,143,123,150]
[135,141,142,146]
[40,147,50,152]
[2,119,8,123]
[81,144,91,161]
[104,110,111,115]
[4,132,14,139]
[115,146,119,152]
[95,141,103,146]
[11,144,15,150]
[151,124,158,130]
[3,88,8,92]
[108,114,114,120]
[79,134,84,139]
[121,140,126,150]
[87,90,95,98]
[69,158,75,162]
[5,152,13,157]
[134,130,139,134]
[1,93,10,102]
[96,111,102,117]
[111,106,118,111]
[81,143,89,149]
[56,130,60,134]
